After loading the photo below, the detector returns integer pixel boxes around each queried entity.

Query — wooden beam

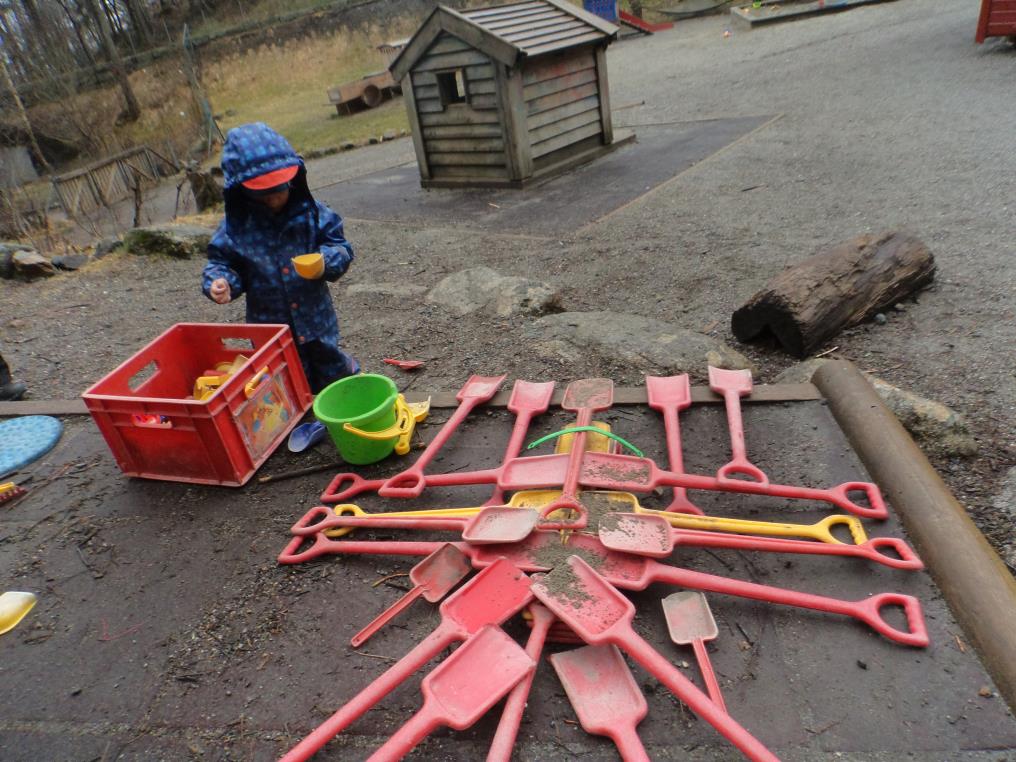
[494,62,532,181]
[594,44,613,145]
[401,76,431,180]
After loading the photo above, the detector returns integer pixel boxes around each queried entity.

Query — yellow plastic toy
[342,394,430,456]
[292,253,324,279]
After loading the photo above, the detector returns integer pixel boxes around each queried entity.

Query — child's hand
[209,278,231,304]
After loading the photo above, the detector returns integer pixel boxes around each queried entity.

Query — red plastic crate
[82,323,312,486]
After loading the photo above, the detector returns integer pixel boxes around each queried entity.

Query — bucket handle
[244,366,270,399]
[342,395,412,441]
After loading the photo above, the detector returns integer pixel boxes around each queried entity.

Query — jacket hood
[219,122,313,228]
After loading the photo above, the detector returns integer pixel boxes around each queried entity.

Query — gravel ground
[2,0,1014,563]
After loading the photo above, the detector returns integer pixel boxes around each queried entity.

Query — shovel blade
[531,556,634,643]
[708,367,753,396]
[456,374,507,402]
[645,375,692,410]
[422,625,535,729]
[549,644,648,735]
[598,513,674,558]
[561,378,614,412]
[507,380,556,414]
[0,591,37,635]
[461,506,538,545]
[411,544,472,603]
[441,557,533,634]
[663,591,719,645]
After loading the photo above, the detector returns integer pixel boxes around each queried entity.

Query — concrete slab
[314,117,774,236]
[1,395,1014,760]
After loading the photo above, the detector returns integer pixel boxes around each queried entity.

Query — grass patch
[205,24,417,155]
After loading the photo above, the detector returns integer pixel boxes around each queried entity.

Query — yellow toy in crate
[192,354,249,401]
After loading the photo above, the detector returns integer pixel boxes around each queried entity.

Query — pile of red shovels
[278,372,929,761]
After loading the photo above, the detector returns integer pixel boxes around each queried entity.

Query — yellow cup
[292,253,324,279]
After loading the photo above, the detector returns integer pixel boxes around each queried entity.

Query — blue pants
[296,339,358,393]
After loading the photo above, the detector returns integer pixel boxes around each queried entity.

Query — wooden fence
[51,146,176,218]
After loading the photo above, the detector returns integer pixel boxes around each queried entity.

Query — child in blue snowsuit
[202,123,358,392]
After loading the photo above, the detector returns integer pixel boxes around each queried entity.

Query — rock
[368,136,380,145]
[427,267,561,319]
[874,312,888,325]
[12,250,56,280]
[52,253,90,271]
[93,237,123,259]
[123,224,213,259]
[868,377,977,458]
[340,141,356,151]
[186,169,224,212]
[994,467,1016,570]
[773,358,831,384]
[525,311,754,374]
[777,360,978,457]
[346,282,428,299]
[0,242,34,279]
[382,129,398,141]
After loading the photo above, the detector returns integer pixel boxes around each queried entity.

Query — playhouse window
[436,69,468,107]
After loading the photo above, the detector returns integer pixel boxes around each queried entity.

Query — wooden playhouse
[389,0,625,188]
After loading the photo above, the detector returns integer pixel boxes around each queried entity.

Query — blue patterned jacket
[201,123,353,345]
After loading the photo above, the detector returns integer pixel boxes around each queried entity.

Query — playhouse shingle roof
[389,0,617,81]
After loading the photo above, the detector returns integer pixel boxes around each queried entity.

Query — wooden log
[731,231,936,357]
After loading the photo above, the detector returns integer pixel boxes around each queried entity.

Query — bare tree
[0,56,52,174]
[87,0,141,123]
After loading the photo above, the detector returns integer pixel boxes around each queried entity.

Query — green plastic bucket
[313,374,398,464]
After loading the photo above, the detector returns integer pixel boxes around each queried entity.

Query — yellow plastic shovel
[0,591,37,635]
[578,490,867,545]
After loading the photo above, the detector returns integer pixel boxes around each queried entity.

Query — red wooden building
[976,0,1016,43]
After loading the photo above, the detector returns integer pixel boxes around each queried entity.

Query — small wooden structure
[389,0,624,188]
[976,0,1016,42]
[327,38,409,115]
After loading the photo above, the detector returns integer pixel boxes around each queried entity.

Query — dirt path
[2,0,1014,566]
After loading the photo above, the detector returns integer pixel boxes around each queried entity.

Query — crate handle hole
[222,337,255,352]
[128,361,159,391]
[133,414,172,429]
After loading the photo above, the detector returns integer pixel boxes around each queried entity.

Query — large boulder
[0,242,35,279]
[12,250,56,280]
[123,224,214,259]
[525,311,754,374]
[427,267,561,319]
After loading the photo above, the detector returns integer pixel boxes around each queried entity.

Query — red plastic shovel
[549,644,651,762]
[538,378,614,530]
[292,506,540,545]
[485,380,556,506]
[350,544,471,648]
[532,556,779,762]
[709,367,769,485]
[486,603,556,762]
[662,592,727,712]
[645,374,704,515]
[499,449,890,519]
[380,374,507,499]
[598,512,924,570]
[279,558,533,762]
[365,625,534,762]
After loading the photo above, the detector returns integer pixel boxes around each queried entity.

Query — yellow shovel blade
[0,591,37,635]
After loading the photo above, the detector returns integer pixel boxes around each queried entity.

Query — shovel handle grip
[321,473,383,503]
[365,709,439,762]
[828,481,889,520]
[716,460,770,486]
[856,593,930,647]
